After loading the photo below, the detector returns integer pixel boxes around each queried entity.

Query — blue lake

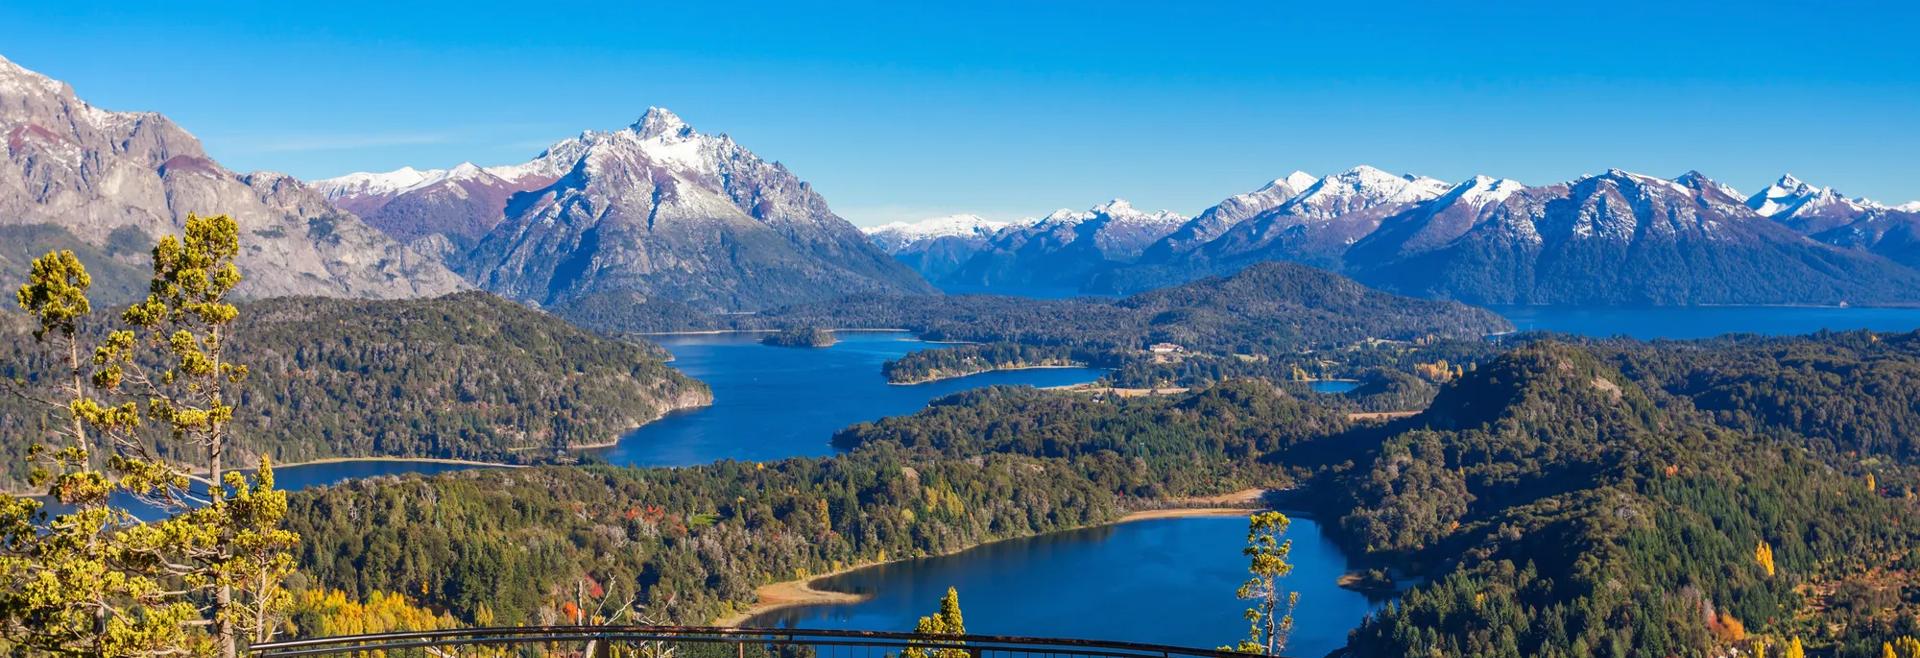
[746,515,1377,657]
[597,331,1103,466]
[1495,305,1920,340]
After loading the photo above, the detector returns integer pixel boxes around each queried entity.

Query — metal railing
[250,625,1259,658]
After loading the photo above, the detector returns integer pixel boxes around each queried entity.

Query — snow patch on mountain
[1449,175,1527,208]
[1746,174,1877,218]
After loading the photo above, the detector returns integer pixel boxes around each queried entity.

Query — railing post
[738,641,747,658]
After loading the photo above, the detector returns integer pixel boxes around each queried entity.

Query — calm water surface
[598,332,1103,466]
[747,515,1376,658]
[264,331,1100,490]
[1495,305,1920,340]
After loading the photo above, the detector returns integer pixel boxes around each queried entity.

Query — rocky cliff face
[0,54,467,301]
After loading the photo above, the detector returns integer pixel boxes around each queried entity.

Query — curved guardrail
[250,625,1262,658]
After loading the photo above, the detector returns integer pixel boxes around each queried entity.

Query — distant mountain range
[0,55,467,302]
[870,167,1920,306]
[8,51,1916,311]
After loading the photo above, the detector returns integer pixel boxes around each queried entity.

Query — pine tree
[123,214,295,656]
[1,250,199,656]
[2,215,298,657]
[1226,511,1298,656]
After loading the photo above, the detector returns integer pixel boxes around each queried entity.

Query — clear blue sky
[5,1,1917,225]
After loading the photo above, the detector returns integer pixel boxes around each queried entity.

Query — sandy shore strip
[711,563,878,627]
[713,488,1271,626]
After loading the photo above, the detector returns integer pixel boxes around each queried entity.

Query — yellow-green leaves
[902,587,967,658]
[3,210,297,657]
[1227,511,1298,656]
[17,249,91,341]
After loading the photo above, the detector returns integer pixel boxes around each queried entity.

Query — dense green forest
[761,327,837,348]
[0,292,709,490]
[280,331,1920,656]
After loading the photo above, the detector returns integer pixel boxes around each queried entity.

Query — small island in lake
[762,327,838,348]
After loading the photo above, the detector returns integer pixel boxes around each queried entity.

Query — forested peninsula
[0,291,710,490]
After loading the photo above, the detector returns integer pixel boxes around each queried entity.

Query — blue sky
[5,1,1917,225]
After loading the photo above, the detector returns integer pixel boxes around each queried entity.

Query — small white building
[1148,342,1185,354]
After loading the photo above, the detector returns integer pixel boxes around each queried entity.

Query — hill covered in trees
[280,332,1920,656]
[566,262,1512,386]
[0,291,709,490]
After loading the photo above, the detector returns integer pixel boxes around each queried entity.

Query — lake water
[1495,305,1920,340]
[598,332,1103,466]
[266,331,1101,489]
[746,515,1377,658]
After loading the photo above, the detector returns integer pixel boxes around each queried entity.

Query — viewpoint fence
[249,625,1265,658]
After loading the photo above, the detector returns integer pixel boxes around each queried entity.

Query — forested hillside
[0,292,710,489]
[282,333,1920,656]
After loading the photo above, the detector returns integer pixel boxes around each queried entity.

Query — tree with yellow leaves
[902,587,967,658]
[1755,540,1776,578]
[0,214,298,657]
[1785,636,1804,658]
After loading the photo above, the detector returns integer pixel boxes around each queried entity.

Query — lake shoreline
[715,491,1268,627]
[636,327,916,337]
[888,363,1092,386]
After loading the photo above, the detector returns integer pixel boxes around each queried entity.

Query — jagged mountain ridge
[940,199,1188,293]
[0,54,468,301]
[872,164,1920,305]
[1744,173,1920,269]
[444,108,932,311]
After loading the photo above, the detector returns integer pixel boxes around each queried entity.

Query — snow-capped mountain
[1739,174,1920,270]
[314,135,599,252]
[0,54,466,301]
[1746,174,1882,234]
[1344,174,1526,266]
[1349,169,1920,304]
[862,214,1025,284]
[1275,166,1452,221]
[864,214,1016,253]
[918,199,1187,293]
[460,108,932,311]
[1143,172,1317,261]
[1181,166,1454,270]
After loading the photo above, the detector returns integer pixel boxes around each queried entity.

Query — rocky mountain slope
[876,163,1920,306]
[1347,170,1920,304]
[1746,174,1920,269]
[325,108,931,311]
[914,199,1187,293]
[0,54,467,302]
[862,213,1022,283]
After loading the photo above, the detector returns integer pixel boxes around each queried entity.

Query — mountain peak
[633,107,693,139]
[0,53,67,99]
[1673,170,1742,200]
[1445,175,1526,208]
[1284,170,1319,190]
